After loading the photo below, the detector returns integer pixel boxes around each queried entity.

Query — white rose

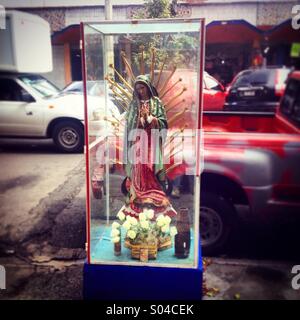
[112,222,120,229]
[130,217,138,225]
[139,212,147,221]
[156,216,165,227]
[117,211,125,221]
[170,226,178,237]
[146,209,154,220]
[127,230,137,240]
[156,214,164,222]
[111,229,120,237]
[140,220,149,230]
[123,220,131,230]
[111,236,120,243]
[161,225,170,233]
[164,215,172,225]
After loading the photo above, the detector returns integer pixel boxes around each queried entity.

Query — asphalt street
[0,139,299,300]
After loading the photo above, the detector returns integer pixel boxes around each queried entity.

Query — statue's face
[135,83,150,100]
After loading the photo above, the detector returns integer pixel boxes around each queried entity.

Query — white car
[0,73,120,152]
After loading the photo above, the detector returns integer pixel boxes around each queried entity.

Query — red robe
[123,101,176,217]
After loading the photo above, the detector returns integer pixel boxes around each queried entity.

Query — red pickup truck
[200,70,300,254]
[91,71,300,255]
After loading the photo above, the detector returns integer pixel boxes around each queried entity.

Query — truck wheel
[53,121,84,153]
[200,192,235,256]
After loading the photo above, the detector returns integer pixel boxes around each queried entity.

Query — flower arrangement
[111,208,178,260]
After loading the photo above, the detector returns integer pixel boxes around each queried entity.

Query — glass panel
[83,20,203,268]
[83,24,108,261]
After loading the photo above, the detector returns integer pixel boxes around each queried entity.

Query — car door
[204,76,226,111]
[0,78,45,136]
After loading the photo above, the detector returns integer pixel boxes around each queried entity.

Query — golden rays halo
[104,46,191,166]
[105,46,188,118]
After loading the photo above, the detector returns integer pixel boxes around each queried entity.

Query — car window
[0,78,30,102]
[204,76,223,91]
[249,70,272,85]
[281,78,300,128]
[231,70,252,87]
[64,82,83,93]
[63,81,105,96]
[19,75,60,98]
[277,69,290,85]
[64,81,93,93]
[232,69,274,87]
[89,82,105,96]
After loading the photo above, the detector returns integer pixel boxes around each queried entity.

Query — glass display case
[82,19,205,272]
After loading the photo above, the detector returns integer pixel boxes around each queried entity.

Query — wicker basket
[124,236,172,258]
[158,236,172,251]
[131,243,158,260]
[125,239,158,260]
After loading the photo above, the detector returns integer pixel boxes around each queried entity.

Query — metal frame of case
[81,18,205,270]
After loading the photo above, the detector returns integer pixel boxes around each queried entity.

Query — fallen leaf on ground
[234,293,241,300]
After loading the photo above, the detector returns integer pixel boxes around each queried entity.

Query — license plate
[242,91,255,96]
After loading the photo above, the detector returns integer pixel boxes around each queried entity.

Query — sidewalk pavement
[1,252,299,300]
[0,167,299,299]
[203,257,300,300]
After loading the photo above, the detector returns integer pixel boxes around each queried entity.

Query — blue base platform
[84,221,203,300]
[83,259,203,300]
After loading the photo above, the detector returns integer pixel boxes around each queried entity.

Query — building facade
[1,0,299,87]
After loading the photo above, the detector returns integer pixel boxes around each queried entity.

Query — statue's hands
[140,105,149,119]
[140,117,146,127]
[147,115,154,124]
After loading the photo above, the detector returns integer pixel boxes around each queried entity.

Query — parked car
[63,80,127,114]
[0,73,120,152]
[224,66,291,112]
[165,69,226,113]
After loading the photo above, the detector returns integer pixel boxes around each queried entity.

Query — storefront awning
[206,19,263,44]
[264,19,300,44]
[51,19,299,47]
[52,24,80,45]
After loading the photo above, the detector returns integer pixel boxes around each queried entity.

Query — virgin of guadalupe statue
[120,74,177,218]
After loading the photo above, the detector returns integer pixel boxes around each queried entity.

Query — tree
[132,0,172,19]
[145,0,171,18]
[119,0,197,78]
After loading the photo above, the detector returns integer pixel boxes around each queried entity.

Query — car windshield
[277,69,291,85]
[63,82,84,93]
[63,81,105,96]
[232,69,274,87]
[19,75,60,98]
[205,75,223,91]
